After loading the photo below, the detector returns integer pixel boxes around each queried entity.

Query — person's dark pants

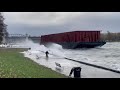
[46,54,48,58]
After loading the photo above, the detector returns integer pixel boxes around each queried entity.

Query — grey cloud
[3,12,120,36]
[4,12,82,26]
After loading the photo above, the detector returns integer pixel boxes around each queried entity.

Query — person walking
[45,51,49,58]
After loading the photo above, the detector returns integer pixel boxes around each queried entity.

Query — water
[64,42,120,71]
[21,40,120,78]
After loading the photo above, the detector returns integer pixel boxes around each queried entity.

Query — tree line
[101,31,120,42]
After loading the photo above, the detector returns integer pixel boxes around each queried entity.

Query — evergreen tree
[0,12,8,44]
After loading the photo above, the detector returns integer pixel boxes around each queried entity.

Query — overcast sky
[3,12,120,36]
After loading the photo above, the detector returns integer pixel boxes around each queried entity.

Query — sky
[3,12,120,36]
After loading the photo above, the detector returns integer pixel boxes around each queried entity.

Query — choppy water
[64,42,120,71]
[22,41,120,78]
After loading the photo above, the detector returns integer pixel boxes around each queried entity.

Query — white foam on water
[17,40,120,78]
[46,43,66,58]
